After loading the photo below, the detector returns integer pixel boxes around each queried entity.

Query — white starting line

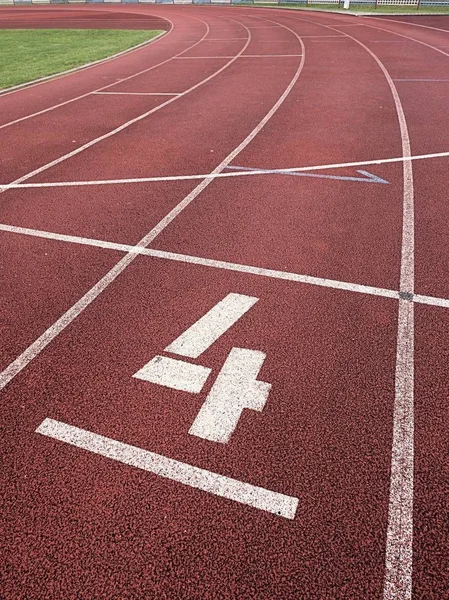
[1,222,449,309]
[36,418,298,520]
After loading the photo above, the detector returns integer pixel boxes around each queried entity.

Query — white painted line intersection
[36,418,299,520]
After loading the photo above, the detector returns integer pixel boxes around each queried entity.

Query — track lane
[152,12,404,290]
[1,258,397,600]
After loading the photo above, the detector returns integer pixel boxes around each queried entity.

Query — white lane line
[387,297,415,600]
[394,79,449,82]
[92,91,181,96]
[0,19,305,391]
[166,293,258,358]
[0,16,205,131]
[0,22,251,195]
[2,223,449,309]
[286,13,417,598]
[189,348,271,444]
[1,149,447,190]
[364,15,449,35]
[133,356,211,393]
[0,223,403,301]
[383,62,415,600]
[36,418,298,519]
[175,54,303,58]
[326,19,416,600]
[413,294,449,308]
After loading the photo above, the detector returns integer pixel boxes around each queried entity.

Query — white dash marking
[92,91,181,96]
[133,356,211,393]
[190,348,271,443]
[166,293,258,359]
[36,418,299,519]
[393,79,449,82]
[174,54,302,58]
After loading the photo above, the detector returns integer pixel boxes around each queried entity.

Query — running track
[1,6,448,599]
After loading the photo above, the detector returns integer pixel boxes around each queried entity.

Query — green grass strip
[0,28,163,90]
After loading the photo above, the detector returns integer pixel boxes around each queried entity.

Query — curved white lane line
[285,13,416,599]
[0,15,305,391]
[363,21,449,58]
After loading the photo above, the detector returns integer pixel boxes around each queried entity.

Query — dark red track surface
[1,6,448,600]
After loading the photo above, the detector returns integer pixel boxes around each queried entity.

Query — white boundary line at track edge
[2,221,449,309]
[0,16,306,392]
[0,29,169,99]
[1,150,447,190]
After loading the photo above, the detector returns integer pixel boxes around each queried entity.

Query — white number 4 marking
[133,293,271,444]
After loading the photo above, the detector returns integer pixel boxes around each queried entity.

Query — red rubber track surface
[1,6,448,600]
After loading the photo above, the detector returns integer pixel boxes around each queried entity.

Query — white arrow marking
[133,356,211,394]
[189,348,271,444]
[226,165,389,184]
[165,293,259,359]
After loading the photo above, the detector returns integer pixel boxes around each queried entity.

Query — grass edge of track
[0,29,163,90]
